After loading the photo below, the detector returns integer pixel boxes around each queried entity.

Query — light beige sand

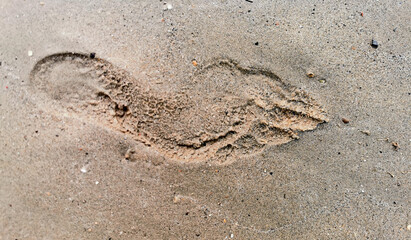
[1,0,410,239]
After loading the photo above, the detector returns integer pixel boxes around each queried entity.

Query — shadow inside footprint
[29,53,328,164]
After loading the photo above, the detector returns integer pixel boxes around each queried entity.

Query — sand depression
[29,52,328,164]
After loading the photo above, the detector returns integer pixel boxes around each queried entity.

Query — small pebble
[28,50,33,57]
[360,130,370,135]
[40,2,45,5]
[307,72,315,78]
[173,196,181,203]
[164,3,173,11]
[371,39,378,49]
[80,166,87,173]
[192,60,198,67]
[318,79,326,83]
[391,141,399,150]
[407,224,411,231]
[90,52,96,59]
[342,118,350,124]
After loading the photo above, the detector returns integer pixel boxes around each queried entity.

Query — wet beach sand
[1,1,410,239]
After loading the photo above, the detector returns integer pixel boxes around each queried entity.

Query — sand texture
[1,0,410,239]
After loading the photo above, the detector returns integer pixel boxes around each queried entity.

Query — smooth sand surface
[1,0,410,239]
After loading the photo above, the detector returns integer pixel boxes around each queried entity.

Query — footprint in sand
[29,52,328,164]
